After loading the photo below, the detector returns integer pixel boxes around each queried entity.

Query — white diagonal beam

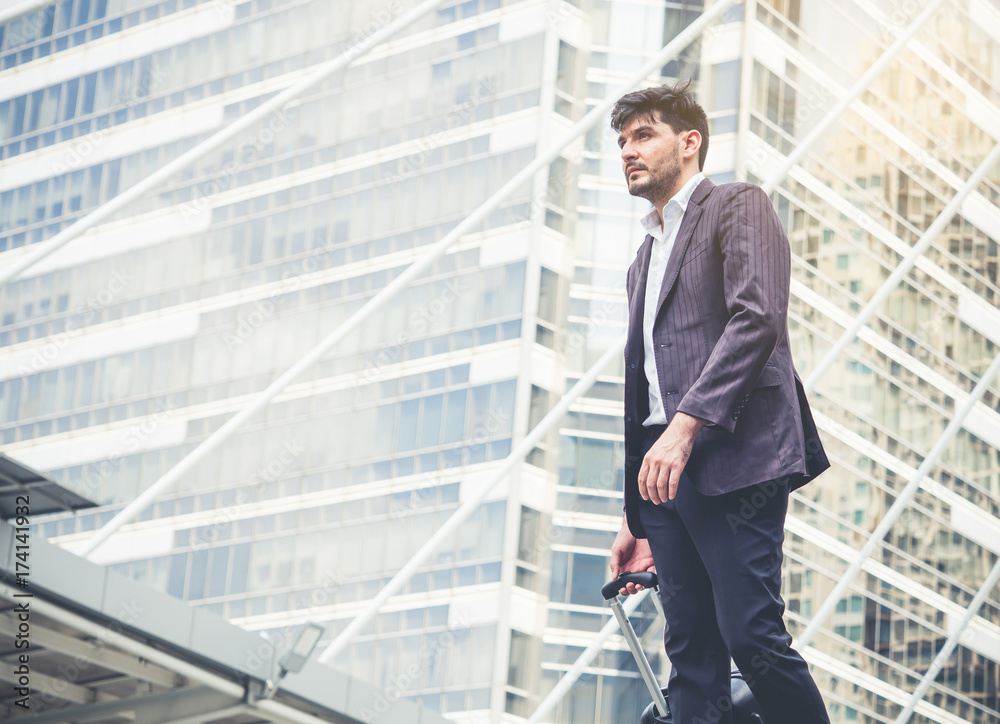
[753,6,1000,243]
[797,347,1000,650]
[317,331,628,665]
[894,555,1000,723]
[852,0,1000,145]
[759,0,945,195]
[802,141,1000,393]
[0,0,53,27]
[80,0,740,560]
[0,0,448,286]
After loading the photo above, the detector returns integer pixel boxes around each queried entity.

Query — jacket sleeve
[675,183,790,434]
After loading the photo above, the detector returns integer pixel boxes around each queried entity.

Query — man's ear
[682,130,701,161]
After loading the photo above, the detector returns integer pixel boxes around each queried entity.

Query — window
[517,507,542,565]
[568,552,607,607]
[537,267,558,324]
[508,630,532,689]
[556,40,577,97]
[528,385,549,430]
[419,394,443,448]
[712,60,741,113]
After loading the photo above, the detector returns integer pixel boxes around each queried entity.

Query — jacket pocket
[680,244,709,268]
[754,363,782,388]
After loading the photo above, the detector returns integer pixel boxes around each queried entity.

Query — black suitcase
[602,571,765,724]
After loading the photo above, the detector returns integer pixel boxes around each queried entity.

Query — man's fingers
[668,459,687,500]
[659,465,673,502]
[653,463,671,505]
[620,582,645,596]
[642,449,690,504]
[641,461,655,502]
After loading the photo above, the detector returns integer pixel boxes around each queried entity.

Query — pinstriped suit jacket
[623,178,830,539]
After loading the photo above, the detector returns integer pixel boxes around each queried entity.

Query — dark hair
[610,79,709,171]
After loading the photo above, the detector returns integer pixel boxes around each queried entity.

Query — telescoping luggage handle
[603,571,669,719]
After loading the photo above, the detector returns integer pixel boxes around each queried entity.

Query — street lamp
[259,622,326,700]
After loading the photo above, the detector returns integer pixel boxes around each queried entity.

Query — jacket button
[626,416,632,422]
[630,363,635,369]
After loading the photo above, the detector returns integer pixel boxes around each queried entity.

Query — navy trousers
[636,429,830,724]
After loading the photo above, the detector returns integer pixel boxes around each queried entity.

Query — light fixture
[279,622,325,675]
[259,622,326,700]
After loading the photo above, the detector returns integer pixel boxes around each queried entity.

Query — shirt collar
[640,172,706,240]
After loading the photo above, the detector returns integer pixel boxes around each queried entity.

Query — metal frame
[894,555,1000,723]
[758,0,946,197]
[526,590,650,724]
[743,7,1000,681]
[0,581,333,724]
[16,687,245,724]
[0,611,178,687]
[794,142,1000,652]
[798,347,1000,649]
[609,592,668,717]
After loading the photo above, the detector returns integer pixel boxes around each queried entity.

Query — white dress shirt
[641,172,705,426]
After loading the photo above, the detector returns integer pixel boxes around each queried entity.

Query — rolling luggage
[602,571,765,724]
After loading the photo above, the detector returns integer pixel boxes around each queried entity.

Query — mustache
[626,164,648,175]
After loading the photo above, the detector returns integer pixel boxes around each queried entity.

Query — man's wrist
[673,411,707,436]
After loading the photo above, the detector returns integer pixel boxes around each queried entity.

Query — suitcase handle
[602,571,658,600]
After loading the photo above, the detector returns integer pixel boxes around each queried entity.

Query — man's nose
[621,143,637,162]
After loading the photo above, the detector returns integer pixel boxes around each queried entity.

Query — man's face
[617,114,686,205]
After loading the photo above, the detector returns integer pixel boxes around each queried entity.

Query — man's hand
[610,516,655,596]
[638,411,706,504]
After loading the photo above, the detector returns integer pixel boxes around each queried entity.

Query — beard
[626,147,682,204]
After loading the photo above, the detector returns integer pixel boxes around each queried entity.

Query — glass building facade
[1,1,998,723]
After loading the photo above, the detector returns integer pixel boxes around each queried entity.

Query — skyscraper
[2,1,998,723]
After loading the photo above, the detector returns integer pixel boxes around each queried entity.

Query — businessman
[607,80,832,724]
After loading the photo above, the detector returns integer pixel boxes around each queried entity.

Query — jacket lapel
[628,234,654,356]
[654,177,714,319]
[626,234,654,423]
